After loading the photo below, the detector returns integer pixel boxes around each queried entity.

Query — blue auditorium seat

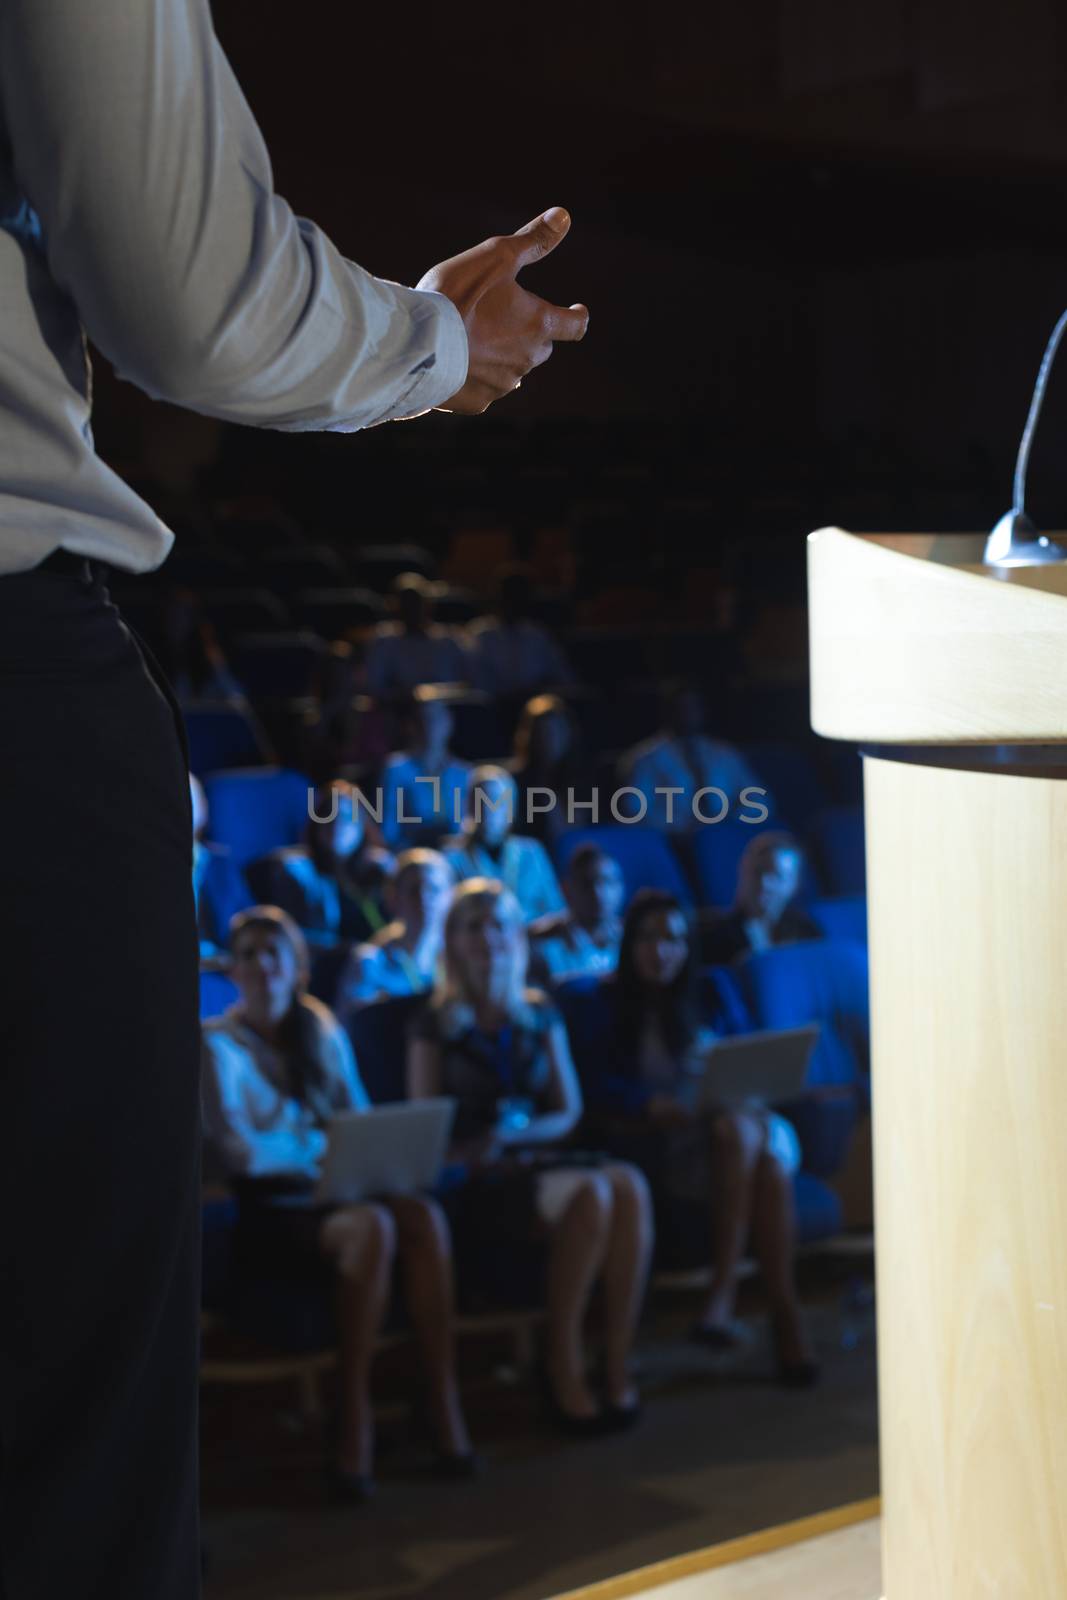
[199,969,239,1020]
[183,701,270,776]
[807,804,867,895]
[740,741,830,831]
[552,825,692,907]
[690,817,776,908]
[197,845,254,949]
[202,767,312,868]
[229,631,327,698]
[808,895,868,944]
[733,938,870,1175]
[345,993,424,1104]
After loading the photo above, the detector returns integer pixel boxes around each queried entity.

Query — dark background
[93,0,1067,540]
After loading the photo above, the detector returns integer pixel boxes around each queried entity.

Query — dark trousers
[0,559,201,1597]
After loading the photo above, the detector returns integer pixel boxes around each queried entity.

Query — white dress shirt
[442,833,565,922]
[364,625,471,698]
[0,0,468,576]
[528,913,621,983]
[201,996,367,1179]
[377,752,471,848]
[624,734,761,830]
[465,619,571,697]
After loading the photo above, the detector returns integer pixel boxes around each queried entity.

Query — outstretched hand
[418,207,589,414]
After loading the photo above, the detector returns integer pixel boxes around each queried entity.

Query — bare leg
[385,1193,471,1458]
[546,1173,612,1418]
[319,1202,396,1477]
[699,1111,765,1331]
[601,1164,654,1407]
[748,1150,816,1369]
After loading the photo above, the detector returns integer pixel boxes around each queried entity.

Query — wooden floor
[555,1502,882,1600]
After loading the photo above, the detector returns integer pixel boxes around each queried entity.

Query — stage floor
[556,1501,881,1600]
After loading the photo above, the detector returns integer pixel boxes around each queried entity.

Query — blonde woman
[407,880,653,1433]
[201,906,475,1500]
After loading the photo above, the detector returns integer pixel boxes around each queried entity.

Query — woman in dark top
[408,879,653,1433]
[583,890,818,1386]
[704,831,821,965]
[509,692,590,845]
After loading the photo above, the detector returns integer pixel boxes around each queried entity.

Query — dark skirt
[587,1119,716,1270]
[438,1148,610,1309]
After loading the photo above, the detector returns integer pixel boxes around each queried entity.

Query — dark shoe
[772,1310,820,1389]
[538,1362,609,1437]
[778,1358,821,1390]
[689,1319,748,1351]
[432,1449,485,1480]
[602,1398,642,1433]
[547,1402,612,1438]
[327,1463,376,1504]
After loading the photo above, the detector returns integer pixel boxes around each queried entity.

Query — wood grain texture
[807,527,1067,742]
[866,757,1067,1597]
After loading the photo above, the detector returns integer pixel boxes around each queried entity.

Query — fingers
[508,206,572,271]
[539,300,590,343]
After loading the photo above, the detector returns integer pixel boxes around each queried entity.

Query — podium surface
[809,530,1067,1599]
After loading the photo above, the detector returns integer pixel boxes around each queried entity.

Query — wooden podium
[809,529,1067,1598]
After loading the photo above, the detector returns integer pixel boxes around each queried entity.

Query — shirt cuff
[390,289,469,421]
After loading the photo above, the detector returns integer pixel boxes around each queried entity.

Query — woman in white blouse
[201,906,474,1501]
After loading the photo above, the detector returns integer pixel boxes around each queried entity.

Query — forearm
[499,1108,580,1147]
[1,0,467,430]
[222,1125,326,1180]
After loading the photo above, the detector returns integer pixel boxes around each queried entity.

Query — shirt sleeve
[321,1013,371,1111]
[200,1030,327,1179]
[0,0,468,431]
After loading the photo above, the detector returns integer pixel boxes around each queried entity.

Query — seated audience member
[378,689,471,850]
[365,573,469,698]
[510,693,591,846]
[246,779,393,948]
[407,881,653,1432]
[201,907,475,1497]
[443,765,565,923]
[529,844,624,985]
[337,849,454,1012]
[704,832,822,965]
[579,890,818,1386]
[466,564,572,699]
[302,642,391,782]
[191,773,251,959]
[158,588,246,703]
[622,682,761,831]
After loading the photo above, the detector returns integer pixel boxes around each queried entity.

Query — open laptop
[315,1097,456,1205]
[689,1025,821,1109]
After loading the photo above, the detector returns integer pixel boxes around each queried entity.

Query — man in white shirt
[0,2,588,1593]
[623,683,762,832]
[443,766,566,923]
[365,573,472,698]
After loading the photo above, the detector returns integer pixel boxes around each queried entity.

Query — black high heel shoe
[537,1364,611,1438]
[772,1312,821,1390]
[431,1448,485,1480]
[409,1391,485,1479]
[326,1463,376,1504]
[324,1409,376,1504]
[601,1396,642,1433]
